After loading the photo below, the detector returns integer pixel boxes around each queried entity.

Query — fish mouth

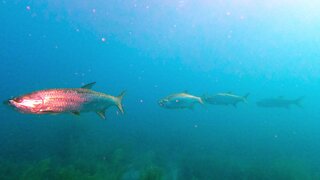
[158,101,164,107]
[3,99,12,106]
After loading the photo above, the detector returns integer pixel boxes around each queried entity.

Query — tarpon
[203,92,249,107]
[4,82,125,119]
[256,96,303,108]
[158,92,204,110]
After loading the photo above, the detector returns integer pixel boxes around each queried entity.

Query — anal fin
[96,110,106,120]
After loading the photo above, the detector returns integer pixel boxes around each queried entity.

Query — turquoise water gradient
[1,1,320,179]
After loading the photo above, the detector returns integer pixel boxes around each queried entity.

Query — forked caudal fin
[198,97,204,105]
[242,93,250,103]
[294,96,304,108]
[116,91,126,114]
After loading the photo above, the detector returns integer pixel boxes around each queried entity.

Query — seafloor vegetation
[1,117,319,180]
[0,146,319,180]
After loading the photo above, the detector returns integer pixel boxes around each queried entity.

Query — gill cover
[10,95,44,113]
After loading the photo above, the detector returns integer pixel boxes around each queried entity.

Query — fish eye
[13,97,23,103]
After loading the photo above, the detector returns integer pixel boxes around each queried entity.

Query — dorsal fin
[81,82,96,89]
[96,110,106,120]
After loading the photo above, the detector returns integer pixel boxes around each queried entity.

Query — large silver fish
[158,92,204,110]
[203,92,249,107]
[256,96,303,108]
[4,82,125,119]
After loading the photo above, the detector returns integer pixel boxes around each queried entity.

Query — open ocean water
[1,1,320,179]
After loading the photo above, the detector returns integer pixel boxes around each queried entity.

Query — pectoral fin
[96,110,106,120]
[72,111,80,116]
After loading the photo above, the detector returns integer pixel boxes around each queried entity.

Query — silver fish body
[158,92,203,109]
[6,82,125,119]
[256,96,303,108]
[203,93,249,107]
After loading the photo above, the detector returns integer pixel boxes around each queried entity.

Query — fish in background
[158,92,204,110]
[4,82,125,119]
[256,96,304,109]
[203,92,250,108]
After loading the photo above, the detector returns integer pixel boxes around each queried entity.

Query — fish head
[7,95,44,113]
[158,98,169,108]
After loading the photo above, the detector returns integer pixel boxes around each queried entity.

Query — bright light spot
[101,37,106,42]
[146,5,149,9]
[26,6,31,11]
[92,9,96,13]
[140,99,144,103]
[240,16,245,20]
[226,12,231,16]
[194,125,198,128]
[21,99,42,108]
[274,134,278,138]
[178,0,185,8]
[176,100,179,103]
[76,28,80,32]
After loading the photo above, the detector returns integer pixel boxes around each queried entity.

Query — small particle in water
[26,6,31,11]
[140,99,144,103]
[175,100,179,103]
[146,5,149,9]
[274,134,278,138]
[76,28,80,32]
[92,9,96,13]
[226,11,231,16]
[194,125,198,128]
[101,37,106,42]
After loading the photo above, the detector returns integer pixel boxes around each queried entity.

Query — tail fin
[201,94,209,104]
[115,91,126,114]
[242,93,250,103]
[294,96,304,108]
[199,96,205,105]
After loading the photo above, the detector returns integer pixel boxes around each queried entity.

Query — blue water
[1,1,320,179]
